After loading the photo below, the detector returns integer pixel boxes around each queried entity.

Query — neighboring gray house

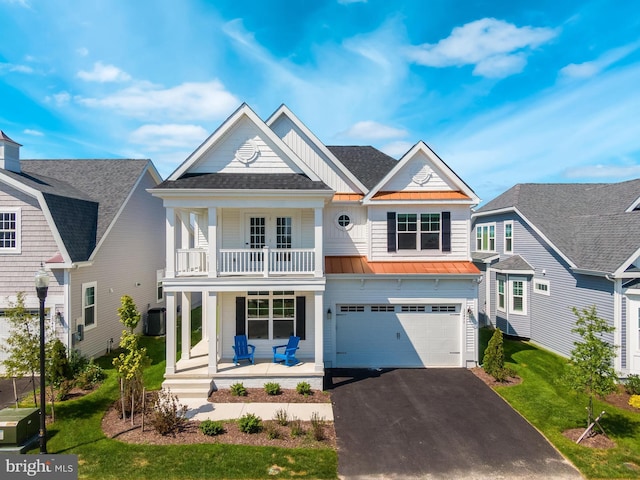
[471,180,640,376]
[0,131,166,371]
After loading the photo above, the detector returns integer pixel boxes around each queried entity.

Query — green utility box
[0,407,39,446]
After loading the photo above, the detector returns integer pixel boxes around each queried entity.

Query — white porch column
[314,207,323,278]
[180,211,190,249]
[201,290,208,339]
[165,208,175,278]
[207,291,218,374]
[181,292,192,361]
[208,207,217,278]
[165,292,177,374]
[314,291,324,372]
[613,278,622,372]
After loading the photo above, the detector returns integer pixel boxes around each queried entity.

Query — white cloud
[23,129,44,136]
[45,91,71,106]
[563,164,640,179]
[0,62,34,74]
[77,62,131,82]
[129,124,208,150]
[380,141,414,158]
[340,121,408,140]
[560,41,640,79]
[77,80,239,121]
[405,18,557,78]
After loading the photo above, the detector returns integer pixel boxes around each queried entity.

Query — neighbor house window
[509,276,528,315]
[397,213,441,250]
[534,279,550,296]
[247,291,295,340]
[476,224,495,252]
[82,282,97,328]
[156,269,164,303]
[504,222,513,253]
[0,209,20,253]
[497,277,506,312]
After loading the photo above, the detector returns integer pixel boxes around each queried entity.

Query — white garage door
[336,304,461,368]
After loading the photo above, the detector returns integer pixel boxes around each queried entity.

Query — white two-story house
[151,104,481,396]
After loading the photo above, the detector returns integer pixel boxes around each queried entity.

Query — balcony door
[245,215,293,250]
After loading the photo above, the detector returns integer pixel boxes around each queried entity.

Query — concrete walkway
[182,398,334,422]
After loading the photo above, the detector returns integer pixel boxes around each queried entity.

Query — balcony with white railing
[175,247,316,277]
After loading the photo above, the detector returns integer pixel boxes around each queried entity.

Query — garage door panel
[336,307,461,368]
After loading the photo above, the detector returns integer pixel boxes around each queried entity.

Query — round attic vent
[235,139,259,164]
[412,167,433,186]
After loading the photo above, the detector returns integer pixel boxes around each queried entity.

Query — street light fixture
[34,263,49,454]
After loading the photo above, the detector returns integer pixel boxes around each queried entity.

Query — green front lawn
[479,328,640,479]
[40,335,337,480]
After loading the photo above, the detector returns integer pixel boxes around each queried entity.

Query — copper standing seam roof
[325,256,481,275]
[371,191,471,201]
[333,193,365,201]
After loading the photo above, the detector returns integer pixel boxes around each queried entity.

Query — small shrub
[67,349,89,377]
[274,408,289,426]
[47,339,70,387]
[231,383,247,396]
[55,379,73,401]
[199,419,225,436]
[76,360,105,390]
[264,422,282,439]
[264,382,281,396]
[296,381,312,396]
[483,328,513,382]
[230,382,247,397]
[149,389,188,436]
[624,374,640,395]
[629,395,640,410]
[310,411,325,441]
[289,417,304,437]
[238,413,262,434]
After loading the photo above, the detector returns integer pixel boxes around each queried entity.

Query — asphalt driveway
[327,368,583,479]
[0,376,34,409]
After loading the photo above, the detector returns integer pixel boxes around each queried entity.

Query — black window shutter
[235,297,246,335]
[387,212,397,252]
[295,296,306,340]
[442,211,451,252]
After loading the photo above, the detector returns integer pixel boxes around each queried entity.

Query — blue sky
[1,0,639,202]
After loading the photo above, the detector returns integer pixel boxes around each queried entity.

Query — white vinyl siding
[324,205,368,256]
[380,151,457,192]
[270,115,360,193]
[189,117,304,175]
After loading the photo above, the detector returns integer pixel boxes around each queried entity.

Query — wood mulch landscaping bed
[101,389,336,449]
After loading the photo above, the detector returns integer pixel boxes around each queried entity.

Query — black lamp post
[34,264,49,454]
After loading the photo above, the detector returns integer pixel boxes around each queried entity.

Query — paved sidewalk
[182,399,334,422]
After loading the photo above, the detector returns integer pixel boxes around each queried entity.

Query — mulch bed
[101,389,336,448]
[208,388,331,404]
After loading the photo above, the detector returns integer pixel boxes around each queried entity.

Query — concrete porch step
[162,377,214,399]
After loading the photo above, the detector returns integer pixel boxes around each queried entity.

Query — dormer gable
[168,103,320,182]
[364,141,479,205]
[266,105,367,195]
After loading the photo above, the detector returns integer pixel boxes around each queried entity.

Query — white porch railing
[219,247,315,276]
[176,248,208,275]
[175,247,316,276]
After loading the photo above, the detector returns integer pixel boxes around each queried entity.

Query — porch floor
[173,353,319,377]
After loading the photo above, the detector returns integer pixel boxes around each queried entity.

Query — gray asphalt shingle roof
[492,255,535,272]
[155,172,331,191]
[327,146,398,190]
[476,179,640,273]
[2,159,149,262]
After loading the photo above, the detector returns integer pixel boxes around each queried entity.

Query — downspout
[605,274,623,373]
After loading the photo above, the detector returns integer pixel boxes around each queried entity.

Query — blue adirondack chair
[232,335,256,365]
[272,336,300,366]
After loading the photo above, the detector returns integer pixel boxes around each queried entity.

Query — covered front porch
[162,281,327,398]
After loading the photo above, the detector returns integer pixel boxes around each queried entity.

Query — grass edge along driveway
[39,337,337,480]
[480,329,640,480]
